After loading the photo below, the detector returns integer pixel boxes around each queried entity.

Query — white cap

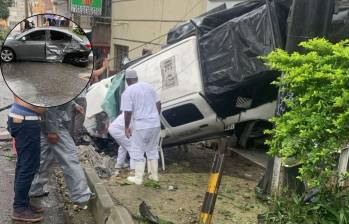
[125,69,138,79]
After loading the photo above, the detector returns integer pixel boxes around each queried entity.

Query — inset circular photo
[0,13,93,107]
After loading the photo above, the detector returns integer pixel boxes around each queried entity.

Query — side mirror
[21,36,26,41]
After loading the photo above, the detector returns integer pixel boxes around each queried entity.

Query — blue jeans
[7,117,41,209]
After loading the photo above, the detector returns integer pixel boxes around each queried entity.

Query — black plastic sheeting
[166,4,227,45]
[166,0,348,119]
[167,0,265,45]
[198,3,280,118]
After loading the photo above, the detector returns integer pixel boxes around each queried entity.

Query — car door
[15,30,46,60]
[47,30,73,60]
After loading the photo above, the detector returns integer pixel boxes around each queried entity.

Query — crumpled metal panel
[46,39,84,62]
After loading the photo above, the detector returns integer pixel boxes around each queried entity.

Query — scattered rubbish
[0,152,16,161]
[0,131,11,141]
[168,185,177,191]
[139,201,160,223]
[303,188,320,204]
[80,145,114,178]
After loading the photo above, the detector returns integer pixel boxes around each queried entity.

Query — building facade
[110,0,207,73]
[7,0,26,29]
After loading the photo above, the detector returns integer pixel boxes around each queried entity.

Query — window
[50,30,71,41]
[114,44,129,73]
[25,30,46,41]
[162,104,204,127]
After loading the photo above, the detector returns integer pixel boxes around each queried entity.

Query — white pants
[130,127,160,162]
[108,124,134,169]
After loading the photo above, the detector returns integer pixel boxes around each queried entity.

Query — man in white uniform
[108,112,134,171]
[121,69,161,185]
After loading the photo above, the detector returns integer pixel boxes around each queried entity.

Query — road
[1,61,92,107]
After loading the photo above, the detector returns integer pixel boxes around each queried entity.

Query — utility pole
[25,0,29,18]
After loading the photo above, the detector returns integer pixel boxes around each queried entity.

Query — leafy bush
[263,187,349,224]
[264,38,349,188]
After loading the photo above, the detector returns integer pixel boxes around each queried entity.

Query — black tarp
[166,4,227,45]
[198,4,280,118]
[166,0,265,45]
[167,0,348,119]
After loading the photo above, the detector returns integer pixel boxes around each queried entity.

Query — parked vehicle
[1,27,91,67]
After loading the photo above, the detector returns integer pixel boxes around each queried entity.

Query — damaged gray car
[1,27,91,67]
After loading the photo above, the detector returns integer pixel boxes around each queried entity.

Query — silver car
[1,27,92,67]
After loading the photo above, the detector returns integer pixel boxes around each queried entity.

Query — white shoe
[148,159,159,181]
[127,161,145,185]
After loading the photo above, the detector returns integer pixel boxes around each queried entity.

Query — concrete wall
[110,0,207,69]
[207,0,248,10]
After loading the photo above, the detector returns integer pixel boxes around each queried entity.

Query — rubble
[79,145,115,178]
[0,130,11,141]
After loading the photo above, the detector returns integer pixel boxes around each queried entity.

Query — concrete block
[84,166,134,224]
[107,206,134,224]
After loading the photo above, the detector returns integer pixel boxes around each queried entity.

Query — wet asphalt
[1,61,92,107]
[0,144,66,224]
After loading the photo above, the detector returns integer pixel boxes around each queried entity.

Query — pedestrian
[7,96,45,222]
[29,102,93,207]
[121,69,161,185]
[91,58,109,83]
[108,112,135,173]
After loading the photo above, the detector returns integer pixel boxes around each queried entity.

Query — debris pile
[79,145,115,178]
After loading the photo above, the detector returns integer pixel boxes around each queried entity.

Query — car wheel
[1,47,15,62]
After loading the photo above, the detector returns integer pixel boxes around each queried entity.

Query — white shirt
[121,82,160,130]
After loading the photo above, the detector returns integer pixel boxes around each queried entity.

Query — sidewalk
[0,140,65,224]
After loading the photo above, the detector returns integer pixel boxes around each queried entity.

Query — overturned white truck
[84,1,282,149]
[124,36,277,147]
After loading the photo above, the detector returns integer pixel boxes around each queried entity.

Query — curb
[84,166,134,224]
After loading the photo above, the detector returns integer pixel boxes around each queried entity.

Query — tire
[1,47,15,62]
[63,54,88,67]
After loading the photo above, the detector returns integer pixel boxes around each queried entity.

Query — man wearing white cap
[121,69,161,185]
